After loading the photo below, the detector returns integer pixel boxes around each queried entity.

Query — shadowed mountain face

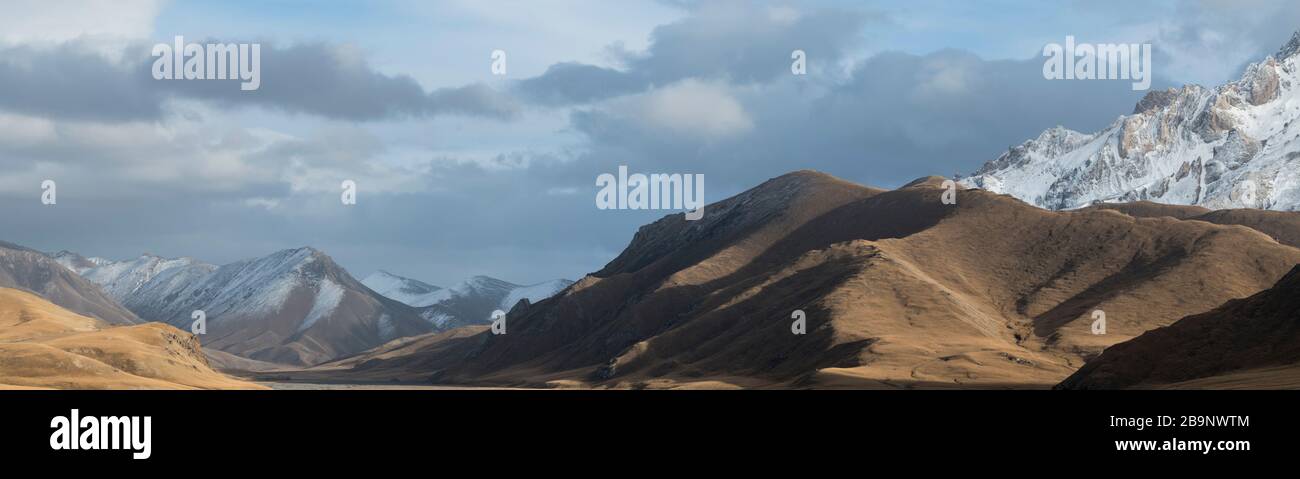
[0,241,139,325]
[1057,266,1300,390]
[314,171,1300,389]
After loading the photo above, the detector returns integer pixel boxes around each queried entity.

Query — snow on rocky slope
[49,251,112,275]
[79,248,432,365]
[83,254,214,303]
[62,248,572,363]
[360,270,447,307]
[498,278,574,311]
[362,271,573,328]
[963,31,1300,211]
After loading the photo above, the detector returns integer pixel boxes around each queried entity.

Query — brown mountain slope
[1086,201,1211,220]
[318,171,1300,389]
[1192,209,1300,249]
[1086,203,1300,248]
[0,241,140,325]
[0,287,262,389]
[1057,266,1300,389]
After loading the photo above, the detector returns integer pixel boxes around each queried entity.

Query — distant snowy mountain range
[361,270,446,306]
[47,249,571,365]
[361,271,573,329]
[55,248,432,365]
[1,243,139,325]
[962,31,1300,211]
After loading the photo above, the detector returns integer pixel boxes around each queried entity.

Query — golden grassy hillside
[0,287,264,390]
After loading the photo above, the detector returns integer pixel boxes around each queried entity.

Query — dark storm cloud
[165,42,519,120]
[0,41,518,121]
[0,42,163,121]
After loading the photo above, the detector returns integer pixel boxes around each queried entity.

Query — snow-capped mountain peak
[83,253,214,302]
[499,279,575,311]
[363,271,573,328]
[361,270,445,307]
[48,250,112,275]
[450,275,518,297]
[962,30,1300,211]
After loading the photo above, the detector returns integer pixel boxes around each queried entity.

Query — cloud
[509,3,1162,199]
[514,2,879,105]
[816,50,1153,181]
[165,42,520,121]
[0,0,162,46]
[0,107,432,200]
[515,62,645,106]
[0,41,166,121]
[562,48,1156,194]
[585,79,753,141]
[1148,0,1300,86]
[627,3,871,84]
[0,40,520,122]
[0,110,277,195]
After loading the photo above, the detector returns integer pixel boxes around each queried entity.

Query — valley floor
[256,381,526,390]
[228,366,1057,390]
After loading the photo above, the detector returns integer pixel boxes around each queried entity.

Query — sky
[1,0,1298,286]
